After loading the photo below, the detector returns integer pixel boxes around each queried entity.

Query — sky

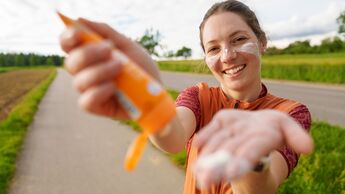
[0,0,344,58]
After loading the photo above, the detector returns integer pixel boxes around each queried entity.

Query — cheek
[205,55,219,69]
[235,42,260,59]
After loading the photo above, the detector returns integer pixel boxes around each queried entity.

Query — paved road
[8,69,184,194]
[161,71,345,128]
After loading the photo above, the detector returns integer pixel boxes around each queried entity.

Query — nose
[220,46,237,63]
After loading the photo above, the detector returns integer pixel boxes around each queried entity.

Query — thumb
[280,116,314,154]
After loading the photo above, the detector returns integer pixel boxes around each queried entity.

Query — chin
[222,79,244,90]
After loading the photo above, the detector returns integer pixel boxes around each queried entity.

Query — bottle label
[114,90,141,120]
[147,81,162,96]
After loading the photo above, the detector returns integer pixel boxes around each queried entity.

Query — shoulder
[288,104,312,132]
[176,85,199,104]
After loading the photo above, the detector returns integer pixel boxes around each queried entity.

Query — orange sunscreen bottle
[57,12,176,171]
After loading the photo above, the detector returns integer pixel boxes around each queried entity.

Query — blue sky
[0,0,344,58]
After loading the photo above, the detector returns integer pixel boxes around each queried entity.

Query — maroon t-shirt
[176,85,311,175]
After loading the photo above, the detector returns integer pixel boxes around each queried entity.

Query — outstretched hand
[59,18,160,118]
[193,109,313,189]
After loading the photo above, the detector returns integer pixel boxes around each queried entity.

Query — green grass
[0,69,56,194]
[157,53,345,84]
[0,66,56,74]
[278,122,345,194]
[123,89,345,193]
[0,67,22,74]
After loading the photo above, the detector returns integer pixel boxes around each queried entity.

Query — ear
[259,38,267,55]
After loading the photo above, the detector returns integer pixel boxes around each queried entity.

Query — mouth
[222,64,246,77]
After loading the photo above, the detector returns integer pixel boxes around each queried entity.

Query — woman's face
[202,11,265,92]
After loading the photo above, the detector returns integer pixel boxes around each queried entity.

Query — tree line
[265,36,345,55]
[0,53,63,67]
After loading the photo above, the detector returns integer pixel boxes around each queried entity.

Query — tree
[284,40,312,54]
[163,50,175,58]
[337,10,345,35]
[137,28,162,57]
[175,46,192,59]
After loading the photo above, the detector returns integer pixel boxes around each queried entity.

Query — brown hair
[199,0,266,51]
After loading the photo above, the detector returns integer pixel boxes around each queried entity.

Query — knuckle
[73,76,85,92]
[79,93,96,112]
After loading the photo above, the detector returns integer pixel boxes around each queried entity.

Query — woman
[60,0,314,193]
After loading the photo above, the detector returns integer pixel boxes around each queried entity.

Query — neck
[221,80,262,102]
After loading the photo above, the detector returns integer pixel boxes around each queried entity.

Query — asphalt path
[160,71,345,128]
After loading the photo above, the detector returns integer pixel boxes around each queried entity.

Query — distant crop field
[0,69,52,120]
[262,52,345,66]
[157,53,345,84]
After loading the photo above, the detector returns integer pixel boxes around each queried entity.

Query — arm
[149,86,201,153]
[193,109,313,193]
[149,106,196,154]
[231,105,311,194]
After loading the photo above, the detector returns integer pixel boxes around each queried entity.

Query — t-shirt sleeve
[277,104,312,176]
[175,86,201,128]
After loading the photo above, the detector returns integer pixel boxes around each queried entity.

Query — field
[0,68,56,194]
[0,69,53,121]
[157,52,345,84]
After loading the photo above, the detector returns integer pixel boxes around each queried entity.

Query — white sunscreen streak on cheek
[205,54,219,69]
[235,42,260,58]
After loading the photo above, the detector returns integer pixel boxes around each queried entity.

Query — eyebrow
[205,30,248,47]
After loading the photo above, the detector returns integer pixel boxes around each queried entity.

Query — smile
[222,64,246,76]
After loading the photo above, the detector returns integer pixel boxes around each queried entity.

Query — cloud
[264,1,345,40]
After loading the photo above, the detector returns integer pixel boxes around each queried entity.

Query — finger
[235,136,277,166]
[198,128,232,156]
[73,57,123,93]
[78,18,154,67]
[194,150,230,189]
[224,156,252,181]
[280,116,314,154]
[59,27,83,53]
[78,82,116,115]
[64,41,112,75]
[194,110,241,148]
[219,131,253,155]
[78,18,131,50]
[199,121,246,156]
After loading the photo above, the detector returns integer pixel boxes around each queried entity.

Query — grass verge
[0,69,56,194]
[278,122,345,194]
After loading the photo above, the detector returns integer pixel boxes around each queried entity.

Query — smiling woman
[58,0,314,194]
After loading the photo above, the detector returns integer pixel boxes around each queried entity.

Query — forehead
[202,11,254,43]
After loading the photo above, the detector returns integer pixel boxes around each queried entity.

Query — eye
[207,47,219,54]
[233,36,248,44]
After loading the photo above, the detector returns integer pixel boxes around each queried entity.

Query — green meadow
[158,52,345,84]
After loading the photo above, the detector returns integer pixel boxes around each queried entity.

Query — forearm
[231,151,287,194]
[231,169,276,194]
[148,116,187,154]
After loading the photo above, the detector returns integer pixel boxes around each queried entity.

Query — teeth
[224,65,245,75]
